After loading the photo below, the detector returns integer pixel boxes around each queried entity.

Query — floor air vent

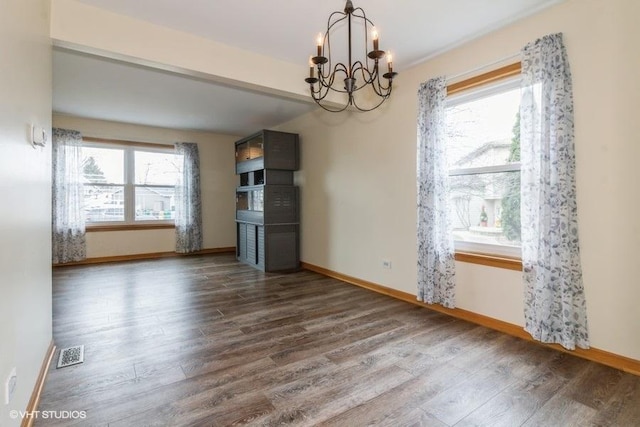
[56,345,85,369]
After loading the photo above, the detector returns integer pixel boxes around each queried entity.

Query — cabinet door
[235,134,265,174]
[257,226,265,269]
[237,223,247,262]
[263,131,299,170]
[246,224,257,265]
[264,186,297,224]
[264,225,299,271]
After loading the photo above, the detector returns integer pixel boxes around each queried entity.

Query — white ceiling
[53,0,562,135]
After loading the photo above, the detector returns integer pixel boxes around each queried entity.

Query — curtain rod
[446,51,521,83]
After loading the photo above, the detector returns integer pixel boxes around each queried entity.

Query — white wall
[0,0,52,425]
[52,115,239,257]
[278,0,640,360]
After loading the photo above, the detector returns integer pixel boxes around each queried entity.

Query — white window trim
[455,241,522,259]
[448,163,521,176]
[83,141,177,227]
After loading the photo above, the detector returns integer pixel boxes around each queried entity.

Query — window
[81,139,182,226]
[446,76,521,258]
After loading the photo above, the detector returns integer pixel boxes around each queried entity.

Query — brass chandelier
[304,0,398,112]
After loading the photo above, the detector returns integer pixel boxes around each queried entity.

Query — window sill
[87,223,175,232]
[454,251,522,271]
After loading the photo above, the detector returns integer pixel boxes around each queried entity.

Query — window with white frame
[445,77,521,257]
[81,141,182,225]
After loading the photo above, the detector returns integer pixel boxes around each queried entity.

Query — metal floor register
[56,345,85,369]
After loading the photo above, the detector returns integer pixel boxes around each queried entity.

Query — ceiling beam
[50,0,341,107]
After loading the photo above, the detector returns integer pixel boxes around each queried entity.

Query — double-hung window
[445,73,522,258]
[81,139,182,226]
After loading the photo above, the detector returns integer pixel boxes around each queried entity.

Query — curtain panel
[416,76,457,308]
[174,142,203,253]
[52,128,86,264]
[520,33,589,350]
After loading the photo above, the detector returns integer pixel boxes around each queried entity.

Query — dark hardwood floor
[37,254,640,426]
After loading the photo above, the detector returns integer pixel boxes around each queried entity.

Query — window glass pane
[249,189,264,211]
[135,186,175,220]
[82,147,124,184]
[449,171,521,247]
[135,151,182,185]
[83,185,125,222]
[446,87,521,169]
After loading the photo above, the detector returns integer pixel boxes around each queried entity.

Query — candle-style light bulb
[386,51,393,73]
[309,56,314,79]
[316,32,323,57]
[372,27,379,51]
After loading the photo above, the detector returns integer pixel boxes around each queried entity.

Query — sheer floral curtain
[52,128,86,264]
[520,33,589,350]
[174,142,203,253]
[416,77,456,308]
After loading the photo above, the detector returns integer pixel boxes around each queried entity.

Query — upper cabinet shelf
[235,130,299,174]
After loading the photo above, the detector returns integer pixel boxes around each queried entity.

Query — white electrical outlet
[382,259,392,269]
[4,367,16,405]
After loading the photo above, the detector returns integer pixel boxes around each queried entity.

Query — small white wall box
[4,367,17,405]
[31,125,47,147]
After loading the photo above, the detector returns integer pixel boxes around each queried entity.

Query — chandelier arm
[350,86,393,112]
[311,83,391,112]
[367,55,395,95]
[315,100,352,113]
[309,77,393,112]
[318,63,349,92]
[351,7,373,22]
[324,11,349,76]
[311,76,349,104]
[317,62,340,87]
[327,10,348,29]
[310,84,333,103]
[350,61,377,89]
[367,79,389,99]
[370,82,390,98]
[368,66,392,98]
[321,39,348,81]
[361,73,388,98]
[350,8,378,67]
[351,55,394,99]
[316,66,335,89]
[350,62,390,98]
[309,75,352,112]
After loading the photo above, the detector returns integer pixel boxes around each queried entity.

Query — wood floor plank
[421,364,518,425]
[269,318,404,366]
[261,364,414,425]
[318,364,468,426]
[36,254,640,426]
[565,363,625,410]
[324,316,452,365]
[520,394,598,426]
[590,374,640,426]
[454,370,568,427]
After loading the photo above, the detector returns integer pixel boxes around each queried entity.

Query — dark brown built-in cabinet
[235,130,300,272]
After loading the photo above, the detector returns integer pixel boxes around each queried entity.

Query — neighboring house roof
[454,140,510,168]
